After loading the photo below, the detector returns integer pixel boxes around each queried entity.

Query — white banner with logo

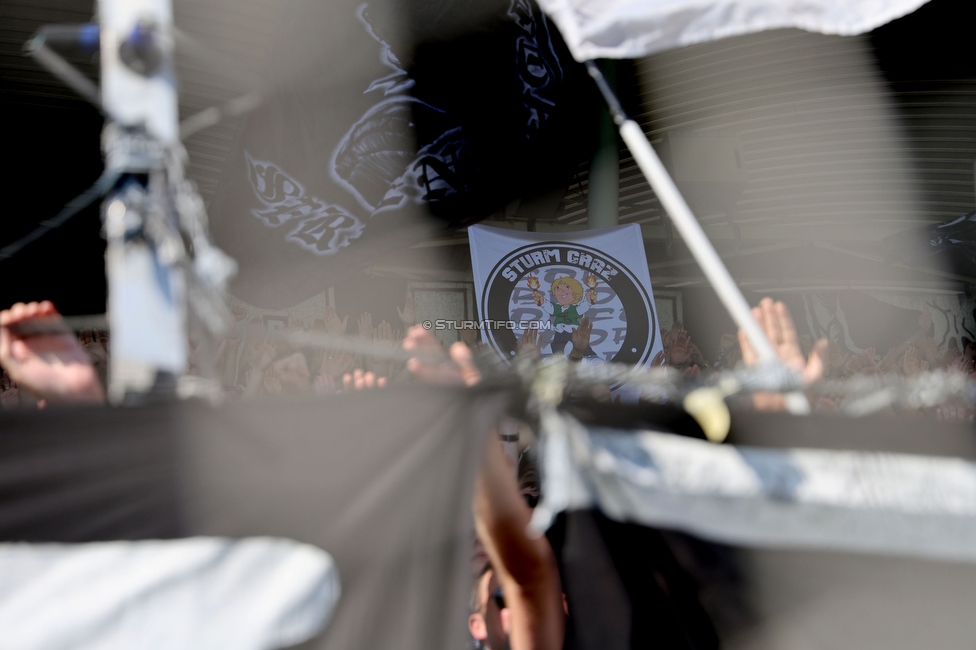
[469,224,663,374]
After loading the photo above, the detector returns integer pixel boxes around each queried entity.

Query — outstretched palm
[0,301,105,404]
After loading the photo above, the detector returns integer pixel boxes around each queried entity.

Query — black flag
[208,0,597,308]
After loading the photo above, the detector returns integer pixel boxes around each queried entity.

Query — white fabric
[0,537,340,650]
[536,409,976,563]
[537,0,930,61]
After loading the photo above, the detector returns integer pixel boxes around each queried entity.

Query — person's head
[271,350,311,395]
[468,565,509,650]
[550,277,583,307]
[517,448,540,509]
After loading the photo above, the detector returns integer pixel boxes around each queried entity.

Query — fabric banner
[534,409,976,564]
[535,0,930,62]
[0,537,340,650]
[469,224,664,374]
[0,386,508,649]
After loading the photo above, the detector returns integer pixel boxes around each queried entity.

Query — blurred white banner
[0,537,339,650]
[536,0,930,61]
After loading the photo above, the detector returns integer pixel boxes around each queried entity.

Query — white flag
[536,0,929,61]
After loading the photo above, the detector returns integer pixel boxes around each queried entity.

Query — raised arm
[473,433,564,650]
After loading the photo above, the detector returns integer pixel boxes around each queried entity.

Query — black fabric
[547,510,720,650]
[0,405,182,542]
[0,385,509,650]
[209,0,597,308]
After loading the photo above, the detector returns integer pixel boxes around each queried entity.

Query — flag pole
[584,61,782,368]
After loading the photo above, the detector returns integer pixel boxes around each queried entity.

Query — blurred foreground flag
[535,0,930,61]
[209,0,597,309]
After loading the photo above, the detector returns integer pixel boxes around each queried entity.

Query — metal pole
[585,61,779,365]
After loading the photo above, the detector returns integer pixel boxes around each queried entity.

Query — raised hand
[319,349,356,379]
[255,341,277,372]
[570,316,593,359]
[902,346,927,376]
[952,356,975,376]
[828,343,851,378]
[737,298,827,412]
[396,294,416,326]
[882,347,902,375]
[342,368,387,390]
[688,342,707,370]
[944,339,962,369]
[272,351,311,395]
[262,370,282,396]
[458,324,480,348]
[373,320,397,379]
[518,327,541,361]
[668,321,684,344]
[738,298,827,383]
[937,403,976,423]
[376,320,395,342]
[669,329,691,366]
[313,372,336,396]
[323,305,348,337]
[0,301,105,405]
[845,347,881,376]
[917,335,943,367]
[358,312,374,340]
[403,325,481,386]
[918,307,933,334]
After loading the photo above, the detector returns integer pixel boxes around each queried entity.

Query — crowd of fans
[656,300,976,420]
[4,295,976,418]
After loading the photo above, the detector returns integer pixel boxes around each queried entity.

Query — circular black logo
[480,241,657,368]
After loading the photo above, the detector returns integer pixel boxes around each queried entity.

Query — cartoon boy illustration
[531,275,597,356]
